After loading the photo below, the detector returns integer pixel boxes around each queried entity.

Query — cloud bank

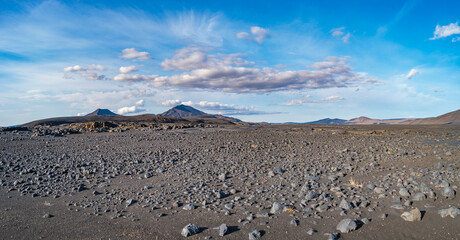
[114,48,378,93]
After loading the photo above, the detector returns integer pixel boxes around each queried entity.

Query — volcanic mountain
[161,104,207,118]
[161,105,242,123]
[85,109,118,116]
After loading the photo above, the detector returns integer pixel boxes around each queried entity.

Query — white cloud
[63,64,107,80]
[160,47,253,71]
[161,47,208,71]
[331,27,345,37]
[120,48,152,60]
[114,74,158,83]
[119,65,138,74]
[284,95,344,106]
[116,105,145,115]
[236,26,269,44]
[452,37,460,42]
[430,22,460,40]
[157,99,181,107]
[406,68,419,79]
[135,99,144,106]
[147,51,378,93]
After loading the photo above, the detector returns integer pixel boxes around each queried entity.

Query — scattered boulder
[401,208,422,222]
[181,224,200,237]
[438,207,460,218]
[336,218,358,233]
[248,230,261,240]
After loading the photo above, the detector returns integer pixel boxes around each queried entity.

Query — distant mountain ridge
[302,109,460,125]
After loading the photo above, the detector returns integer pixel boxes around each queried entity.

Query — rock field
[0,124,459,239]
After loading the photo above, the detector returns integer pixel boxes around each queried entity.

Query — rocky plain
[0,124,459,239]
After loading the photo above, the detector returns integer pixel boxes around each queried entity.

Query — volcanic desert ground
[0,122,459,240]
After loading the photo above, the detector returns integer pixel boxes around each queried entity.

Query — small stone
[290,219,298,226]
[374,187,385,194]
[361,218,371,224]
[399,188,411,197]
[42,213,53,218]
[126,199,136,207]
[219,224,228,236]
[441,187,456,199]
[270,202,286,214]
[224,203,234,210]
[248,230,261,240]
[400,208,422,222]
[181,224,200,237]
[327,233,339,240]
[307,228,316,235]
[218,173,227,181]
[339,199,352,210]
[336,218,357,233]
[412,193,426,201]
[366,184,376,190]
[182,203,196,211]
[438,207,460,218]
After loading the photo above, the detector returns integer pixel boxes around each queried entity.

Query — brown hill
[346,117,415,125]
[407,109,460,125]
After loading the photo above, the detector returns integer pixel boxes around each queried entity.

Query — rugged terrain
[0,124,459,239]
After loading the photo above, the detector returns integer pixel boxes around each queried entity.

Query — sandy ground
[0,125,459,239]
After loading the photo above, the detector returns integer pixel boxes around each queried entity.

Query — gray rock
[336,218,357,233]
[374,187,385,194]
[248,230,261,240]
[441,187,455,198]
[307,228,316,235]
[181,224,200,237]
[125,199,136,207]
[438,207,460,218]
[366,183,376,190]
[219,224,228,236]
[182,203,196,211]
[305,191,319,201]
[361,218,371,224]
[399,188,411,197]
[290,219,298,226]
[224,203,234,210]
[400,208,422,222]
[42,213,53,218]
[218,173,227,181]
[327,233,339,240]
[412,193,426,201]
[270,202,286,214]
[339,199,352,210]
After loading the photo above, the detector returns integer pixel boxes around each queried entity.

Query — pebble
[248,230,261,240]
[218,224,228,236]
[270,202,285,214]
[438,207,460,218]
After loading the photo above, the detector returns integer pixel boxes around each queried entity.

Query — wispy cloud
[331,27,351,44]
[406,68,419,79]
[430,22,460,41]
[284,95,344,106]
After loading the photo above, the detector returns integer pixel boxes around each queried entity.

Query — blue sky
[0,0,459,125]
